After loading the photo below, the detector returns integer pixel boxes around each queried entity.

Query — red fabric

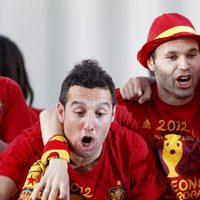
[116,81,200,200]
[0,122,43,199]
[0,77,33,143]
[13,122,165,200]
[147,13,195,42]
[28,107,43,124]
[68,121,165,199]
[0,120,165,199]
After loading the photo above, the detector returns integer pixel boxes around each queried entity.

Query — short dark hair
[0,35,34,105]
[59,59,116,107]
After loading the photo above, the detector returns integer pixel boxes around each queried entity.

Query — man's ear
[111,105,116,122]
[57,102,65,123]
[147,56,155,72]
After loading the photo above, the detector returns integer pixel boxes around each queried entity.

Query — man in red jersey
[118,12,200,199]
[30,13,200,200]
[0,59,165,200]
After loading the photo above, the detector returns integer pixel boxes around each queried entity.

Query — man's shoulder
[5,121,43,148]
[108,120,148,151]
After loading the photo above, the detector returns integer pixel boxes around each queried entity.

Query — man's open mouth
[82,136,93,145]
[176,75,192,88]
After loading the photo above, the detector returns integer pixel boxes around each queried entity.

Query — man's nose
[83,114,94,131]
[178,57,190,70]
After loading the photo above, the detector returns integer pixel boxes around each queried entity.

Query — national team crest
[109,184,128,200]
[18,188,34,200]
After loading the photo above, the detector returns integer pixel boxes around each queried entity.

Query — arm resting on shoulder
[29,106,70,200]
[40,106,63,144]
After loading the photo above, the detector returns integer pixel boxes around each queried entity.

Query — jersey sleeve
[0,78,33,143]
[128,131,166,199]
[115,88,140,131]
[19,134,70,200]
[0,122,43,187]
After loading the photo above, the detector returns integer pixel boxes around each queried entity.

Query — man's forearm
[0,176,17,200]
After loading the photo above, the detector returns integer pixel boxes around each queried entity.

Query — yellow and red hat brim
[137,31,200,68]
[137,13,200,69]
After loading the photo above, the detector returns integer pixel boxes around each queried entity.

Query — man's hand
[38,106,70,199]
[120,76,154,104]
[31,159,70,200]
[19,106,70,200]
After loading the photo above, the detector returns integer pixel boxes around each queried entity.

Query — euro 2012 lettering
[170,178,200,199]
[157,120,190,133]
[70,183,93,198]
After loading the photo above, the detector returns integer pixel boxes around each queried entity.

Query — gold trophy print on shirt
[162,134,183,178]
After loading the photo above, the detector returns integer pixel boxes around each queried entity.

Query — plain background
[0,0,200,109]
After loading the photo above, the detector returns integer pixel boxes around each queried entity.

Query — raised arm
[31,106,70,200]
[120,76,155,104]
[39,106,63,144]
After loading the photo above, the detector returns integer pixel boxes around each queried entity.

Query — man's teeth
[178,76,190,82]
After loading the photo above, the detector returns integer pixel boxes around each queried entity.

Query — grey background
[0,0,199,109]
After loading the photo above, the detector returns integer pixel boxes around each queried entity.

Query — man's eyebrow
[71,101,84,106]
[165,51,177,54]
[166,48,199,54]
[97,102,111,108]
[70,101,111,108]
[189,47,199,52]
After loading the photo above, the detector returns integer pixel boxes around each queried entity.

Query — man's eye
[75,111,84,116]
[167,55,177,60]
[96,112,105,117]
[188,54,197,58]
